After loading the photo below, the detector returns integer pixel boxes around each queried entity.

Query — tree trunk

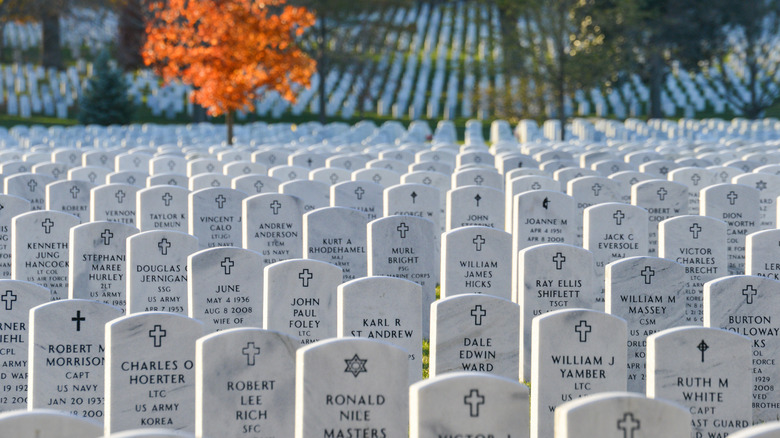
[41,11,63,70]
[226,111,234,145]
[0,22,5,63]
[497,5,522,77]
[556,48,566,140]
[317,17,328,124]
[555,2,566,141]
[649,51,664,119]
[117,0,145,71]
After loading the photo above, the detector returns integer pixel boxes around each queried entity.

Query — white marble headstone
[105,312,204,435]
[241,193,304,265]
[188,188,245,249]
[606,256,687,393]
[330,181,383,221]
[531,308,627,438]
[700,183,760,275]
[631,179,688,256]
[410,372,529,438]
[195,328,298,438]
[704,275,780,423]
[659,215,728,324]
[12,210,80,300]
[91,184,139,226]
[440,226,512,300]
[126,230,198,314]
[294,338,408,438]
[0,409,102,437]
[554,391,690,438]
[303,207,368,282]
[430,293,520,381]
[187,247,263,333]
[45,179,94,220]
[337,276,422,383]
[367,215,437,335]
[446,185,504,231]
[516,243,600,381]
[0,280,50,411]
[263,259,341,345]
[647,326,752,437]
[136,186,189,233]
[0,194,31,278]
[69,221,138,311]
[28,299,122,417]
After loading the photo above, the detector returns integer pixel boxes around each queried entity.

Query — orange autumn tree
[143,0,316,144]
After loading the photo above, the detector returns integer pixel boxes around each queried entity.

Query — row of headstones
[5,214,780,430]
[3,188,774,324]
[3,188,779,392]
[2,180,771,304]
[1,306,779,438]
[3,142,779,237]
[1,155,775,256]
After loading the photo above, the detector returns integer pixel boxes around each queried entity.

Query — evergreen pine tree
[78,51,134,125]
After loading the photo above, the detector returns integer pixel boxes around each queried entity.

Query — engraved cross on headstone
[689,223,702,239]
[656,187,667,201]
[1,290,17,310]
[617,412,641,438]
[474,194,482,207]
[115,190,126,203]
[697,340,709,362]
[242,342,260,366]
[410,191,417,203]
[553,252,566,270]
[28,179,37,192]
[354,187,365,200]
[473,235,485,251]
[149,324,167,347]
[471,305,486,325]
[742,285,758,305]
[575,320,592,342]
[215,194,227,208]
[727,191,738,205]
[70,185,80,199]
[72,310,85,331]
[640,266,655,284]
[464,389,485,417]
[592,183,603,196]
[221,257,234,275]
[158,238,171,255]
[613,210,625,225]
[299,269,313,287]
[101,229,113,245]
[270,200,282,215]
[397,222,409,238]
[254,181,264,192]
[42,218,54,234]
[162,192,173,206]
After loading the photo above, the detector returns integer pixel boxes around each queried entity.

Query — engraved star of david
[344,354,368,378]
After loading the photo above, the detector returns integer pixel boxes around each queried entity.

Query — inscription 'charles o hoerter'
[106,314,203,433]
